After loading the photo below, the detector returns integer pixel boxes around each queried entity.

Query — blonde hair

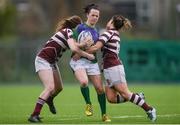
[55,15,82,32]
[121,18,132,31]
[112,15,132,31]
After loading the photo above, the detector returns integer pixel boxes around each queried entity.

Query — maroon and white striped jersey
[37,28,73,63]
[98,29,122,69]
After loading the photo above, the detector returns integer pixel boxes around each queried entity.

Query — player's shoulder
[106,29,115,34]
[100,29,112,36]
[102,29,118,37]
[62,28,72,32]
[76,23,87,31]
[60,28,73,35]
[78,23,86,28]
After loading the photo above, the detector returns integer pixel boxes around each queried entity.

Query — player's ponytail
[112,15,132,31]
[122,18,132,31]
[55,15,82,32]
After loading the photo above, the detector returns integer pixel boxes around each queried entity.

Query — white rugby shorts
[69,58,100,75]
[103,65,127,87]
[35,56,58,72]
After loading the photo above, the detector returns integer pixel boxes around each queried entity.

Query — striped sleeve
[98,30,113,44]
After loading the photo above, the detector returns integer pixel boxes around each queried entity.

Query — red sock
[129,93,152,112]
[142,103,152,111]
[31,97,46,116]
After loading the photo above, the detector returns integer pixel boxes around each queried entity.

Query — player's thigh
[89,75,104,93]
[105,86,117,98]
[74,68,89,84]
[105,86,118,101]
[89,74,102,86]
[114,83,131,99]
[38,69,55,89]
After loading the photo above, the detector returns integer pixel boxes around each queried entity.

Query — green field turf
[0,84,180,124]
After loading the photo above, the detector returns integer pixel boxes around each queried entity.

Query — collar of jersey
[84,23,95,29]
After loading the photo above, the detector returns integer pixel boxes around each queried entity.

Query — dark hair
[56,15,82,32]
[83,3,99,14]
[112,15,132,31]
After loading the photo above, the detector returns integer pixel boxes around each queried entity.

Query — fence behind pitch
[120,40,180,83]
[0,39,180,83]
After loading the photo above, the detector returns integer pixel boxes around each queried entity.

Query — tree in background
[0,0,16,40]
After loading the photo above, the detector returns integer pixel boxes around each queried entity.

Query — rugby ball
[78,30,93,43]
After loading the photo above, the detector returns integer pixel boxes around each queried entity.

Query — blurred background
[0,0,180,84]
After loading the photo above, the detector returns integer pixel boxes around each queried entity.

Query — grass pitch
[0,83,180,124]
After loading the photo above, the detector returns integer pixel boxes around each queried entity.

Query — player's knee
[96,87,104,94]
[94,82,104,93]
[107,96,115,103]
[46,85,56,94]
[121,92,130,100]
[106,94,116,103]
[107,99,116,103]
[80,80,88,87]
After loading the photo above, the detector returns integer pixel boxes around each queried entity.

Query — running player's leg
[104,65,156,122]
[75,69,91,104]
[70,59,92,116]
[89,75,105,115]
[114,82,156,122]
[74,69,93,116]
[105,86,144,103]
[89,75,111,122]
[28,69,55,122]
[52,67,63,97]
[46,67,63,114]
[105,86,127,103]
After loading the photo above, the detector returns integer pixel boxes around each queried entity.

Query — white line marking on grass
[158,114,180,117]
[113,115,143,118]
[112,114,180,119]
[57,117,81,121]
[44,115,82,121]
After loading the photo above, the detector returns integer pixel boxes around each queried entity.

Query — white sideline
[46,113,180,120]
[112,114,180,119]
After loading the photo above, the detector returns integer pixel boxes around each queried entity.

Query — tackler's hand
[87,54,95,60]
[84,36,94,49]
[72,53,81,61]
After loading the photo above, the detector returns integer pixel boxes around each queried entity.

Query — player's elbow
[94,47,99,51]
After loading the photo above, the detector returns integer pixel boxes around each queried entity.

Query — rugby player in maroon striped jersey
[28,15,94,123]
[87,15,157,122]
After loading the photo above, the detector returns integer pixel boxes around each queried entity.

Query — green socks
[98,93,106,115]
[80,86,91,104]
[81,86,106,115]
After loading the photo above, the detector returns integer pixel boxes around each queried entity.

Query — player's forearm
[78,49,92,58]
[86,41,103,54]
[76,42,86,48]
[72,49,94,60]
[86,46,99,54]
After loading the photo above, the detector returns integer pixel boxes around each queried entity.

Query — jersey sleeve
[72,24,84,41]
[72,28,79,41]
[98,30,113,45]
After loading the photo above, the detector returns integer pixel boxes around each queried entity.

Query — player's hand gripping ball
[78,31,94,49]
